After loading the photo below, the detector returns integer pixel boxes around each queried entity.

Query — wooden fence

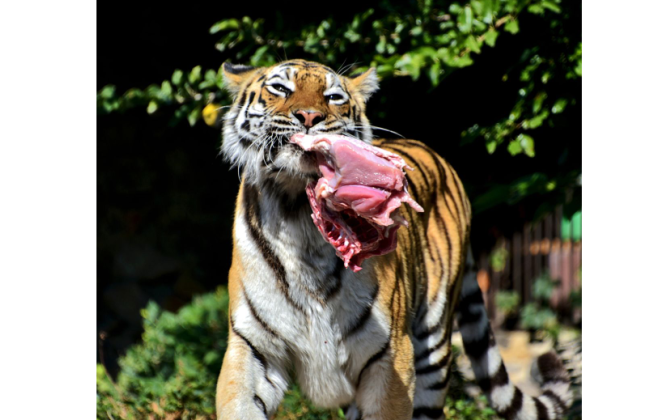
[476,206,582,324]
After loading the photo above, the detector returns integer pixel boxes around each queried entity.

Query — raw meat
[290,133,424,271]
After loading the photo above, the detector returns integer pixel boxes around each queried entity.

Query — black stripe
[321,126,344,133]
[415,316,442,341]
[430,152,463,234]
[224,62,256,74]
[403,173,423,206]
[399,139,462,243]
[239,136,252,148]
[243,287,280,339]
[449,167,470,220]
[456,305,483,325]
[236,78,255,109]
[382,143,432,196]
[231,321,267,368]
[231,320,277,390]
[357,340,390,386]
[237,90,247,108]
[457,287,484,313]
[253,394,267,417]
[542,390,568,415]
[534,397,550,420]
[478,362,509,392]
[414,301,448,340]
[415,348,451,375]
[498,387,523,420]
[343,286,379,338]
[243,184,306,315]
[245,91,256,117]
[462,328,493,360]
[323,258,344,301]
[412,407,443,419]
[491,362,510,388]
[427,367,452,390]
[414,334,448,362]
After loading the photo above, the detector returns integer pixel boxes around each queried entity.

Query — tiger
[215,59,572,420]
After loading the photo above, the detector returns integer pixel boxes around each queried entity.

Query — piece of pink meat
[290,133,424,272]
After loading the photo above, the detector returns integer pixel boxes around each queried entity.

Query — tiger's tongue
[290,133,423,271]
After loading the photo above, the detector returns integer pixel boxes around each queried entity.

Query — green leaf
[541,1,561,13]
[528,4,544,14]
[161,80,173,99]
[428,62,441,86]
[486,139,497,154]
[507,139,522,155]
[484,28,498,47]
[451,54,474,68]
[527,110,549,129]
[188,107,201,126]
[533,92,547,114]
[250,45,272,66]
[147,100,158,114]
[209,18,240,34]
[172,70,183,86]
[551,98,568,114]
[517,133,535,157]
[449,4,462,14]
[504,19,519,34]
[465,35,481,53]
[99,85,116,99]
[189,66,202,84]
[458,6,473,33]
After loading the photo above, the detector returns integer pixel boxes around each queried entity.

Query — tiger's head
[220,59,379,189]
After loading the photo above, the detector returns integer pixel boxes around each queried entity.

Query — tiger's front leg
[217,312,293,419]
[349,332,416,420]
[216,327,289,419]
[216,263,290,419]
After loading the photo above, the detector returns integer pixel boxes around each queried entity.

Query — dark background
[98,0,580,375]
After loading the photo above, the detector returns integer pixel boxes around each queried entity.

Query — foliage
[97,288,230,419]
[97,66,228,127]
[271,384,345,420]
[495,290,520,317]
[495,272,565,342]
[97,0,581,214]
[520,272,561,342]
[97,0,581,159]
[97,289,505,419]
[446,346,499,420]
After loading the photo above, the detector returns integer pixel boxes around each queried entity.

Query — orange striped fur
[215,60,572,420]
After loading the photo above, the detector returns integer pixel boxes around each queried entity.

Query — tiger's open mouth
[290,133,424,271]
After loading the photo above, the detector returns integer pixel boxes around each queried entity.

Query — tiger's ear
[221,62,259,96]
[347,68,379,103]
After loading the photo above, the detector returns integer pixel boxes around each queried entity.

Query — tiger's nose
[294,110,325,128]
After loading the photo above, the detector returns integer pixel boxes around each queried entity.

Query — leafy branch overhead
[98,0,578,159]
[97,0,581,214]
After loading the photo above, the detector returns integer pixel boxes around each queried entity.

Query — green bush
[97,288,502,419]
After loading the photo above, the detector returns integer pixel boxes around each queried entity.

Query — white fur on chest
[233,198,391,408]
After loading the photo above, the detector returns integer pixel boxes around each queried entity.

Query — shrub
[97,288,501,419]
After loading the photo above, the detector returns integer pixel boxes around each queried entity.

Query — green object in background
[561,210,582,240]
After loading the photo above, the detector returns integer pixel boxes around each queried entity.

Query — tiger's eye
[272,84,290,94]
[326,94,344,102]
